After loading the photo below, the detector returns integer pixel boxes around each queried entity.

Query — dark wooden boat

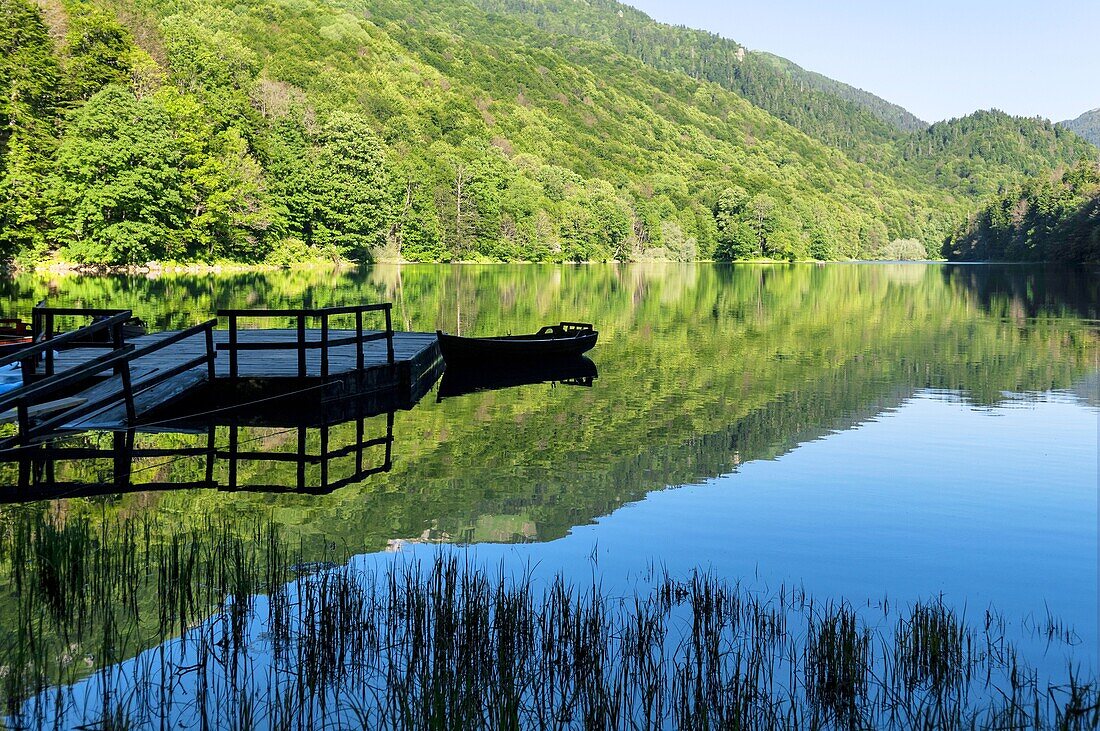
[0,319,33,357]
[437,356,597,400]
[436,322,597,364]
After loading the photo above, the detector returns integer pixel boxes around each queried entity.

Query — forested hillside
[0,0,1094,266]
[470,0,1094,202]
[945,161,1100,263]
[1060,109,1100,146]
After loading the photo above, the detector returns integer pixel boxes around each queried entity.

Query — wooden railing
[31,306,134,376]
[0,312,218,447]
[215,303,394,379]
[0,412,395,499]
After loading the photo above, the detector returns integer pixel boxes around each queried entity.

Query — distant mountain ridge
[753,52,927,133]
[1059,109,1100,146]
[470,0,1092,202]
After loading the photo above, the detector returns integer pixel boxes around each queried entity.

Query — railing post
[205,424,216,486]
[355,417,364,473]
[228,315,238,380]
[111,321,136,424]
[297,315,306,378]
[16,401,30,442]
[119,361,136,424]
[355,310,364,371]
[228,423,239,489]
[205,323,216,381]
[44,313,54,376]
[384,410,394,469]
[320,313,329,379]
[384,304,394,364]
[19,354,33,385]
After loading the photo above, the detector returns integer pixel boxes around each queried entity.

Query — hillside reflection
[0,263,1095,555]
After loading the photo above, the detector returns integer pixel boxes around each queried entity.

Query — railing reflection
[0,407,396,502]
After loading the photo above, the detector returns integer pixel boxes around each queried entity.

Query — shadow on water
[942,262,1100,320]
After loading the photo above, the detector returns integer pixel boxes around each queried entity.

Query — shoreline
[6,258,966,276]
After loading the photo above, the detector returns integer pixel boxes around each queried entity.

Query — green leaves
[49,85,280,263]
[946,161,1100,263]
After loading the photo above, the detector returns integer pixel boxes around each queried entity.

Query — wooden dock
[0,303,442,448]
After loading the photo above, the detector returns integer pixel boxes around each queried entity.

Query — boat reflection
[437,356,598,400]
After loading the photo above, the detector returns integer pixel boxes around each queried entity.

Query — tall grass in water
[0,509,1096,730]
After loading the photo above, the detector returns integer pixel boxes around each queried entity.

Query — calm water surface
[1,262,1097,718]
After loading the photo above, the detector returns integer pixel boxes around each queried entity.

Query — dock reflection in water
[0,390,404,501]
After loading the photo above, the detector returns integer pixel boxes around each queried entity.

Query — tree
[0,0,61,259]
[310,111,391,259]
[49,85,191,263]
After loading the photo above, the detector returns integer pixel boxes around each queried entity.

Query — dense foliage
[0,0,1094,265]
[1060,109,1100,147]
[471,0,1094,201]
[945,161,1100,262]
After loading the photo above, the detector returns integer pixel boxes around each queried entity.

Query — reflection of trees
[0,263,1095,557]
[942,263,1100,321]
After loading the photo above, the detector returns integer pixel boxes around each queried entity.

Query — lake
[1,262,1097,727]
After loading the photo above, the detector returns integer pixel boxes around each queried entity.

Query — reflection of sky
[395,388,1099,666]
[23,387,1100,725]
[579,388,1098,617]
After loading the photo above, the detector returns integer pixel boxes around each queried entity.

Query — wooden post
[44,312,54,376]
[320,313,329,379]
[297,315,306,378]
[112,431,132,489]
[355,310,364,371]
[16,402,29,442]
[384,304,395,364]
[355,417,364,473]
[228,423,239,489]
[112,321,135,424]
[205,324,216,381]
[384,410,394,469]
[205,425,216,486]
[19,354,33,385]
[319,425,329,488]
[120,362,136,424]
[228,315,238,379]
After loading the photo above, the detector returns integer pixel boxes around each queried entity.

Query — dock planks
[43,329,439,380]
[33,329,440,433]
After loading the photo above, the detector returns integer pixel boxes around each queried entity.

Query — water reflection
[437,356,597,400]
[0,263,1097,725]
[0,409,396,501]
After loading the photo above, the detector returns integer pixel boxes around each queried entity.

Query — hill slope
[945,161,1100,263]
[0,0,957,265]
[1060,109,1100,146]
[470,0,1094,202]
[0,0,1094,266]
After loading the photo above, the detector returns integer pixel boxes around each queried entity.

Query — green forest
[0,0,1097,266]
[946,160,1100,262]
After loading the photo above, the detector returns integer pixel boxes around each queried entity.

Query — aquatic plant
[0,510,1096,729]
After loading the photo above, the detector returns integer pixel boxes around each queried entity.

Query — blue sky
[627,0,1098,123]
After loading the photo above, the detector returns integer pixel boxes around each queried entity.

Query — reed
[0,510,1096,729]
